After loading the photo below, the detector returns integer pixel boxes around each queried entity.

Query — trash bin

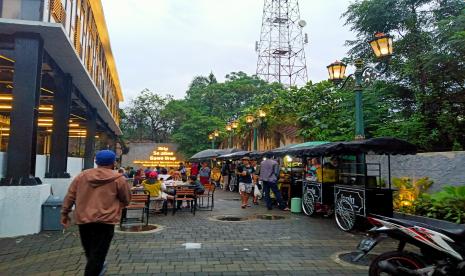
[291,197,302,213]
[42,195,63,231]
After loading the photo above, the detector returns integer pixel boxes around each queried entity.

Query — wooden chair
[120,191,150,227]
[173,187,197,215]
[197,183,215,211]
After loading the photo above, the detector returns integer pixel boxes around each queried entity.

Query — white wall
[0,184,51,238]
[0,154,85,178]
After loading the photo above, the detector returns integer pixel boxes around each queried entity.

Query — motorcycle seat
[391,216,465,241]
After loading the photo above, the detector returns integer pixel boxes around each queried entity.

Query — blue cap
[95,150,116,166]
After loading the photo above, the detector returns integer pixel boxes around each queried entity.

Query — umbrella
[217,151,251,160]
[190,148,242,161]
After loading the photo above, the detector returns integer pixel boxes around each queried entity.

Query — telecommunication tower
[256,0,308,86]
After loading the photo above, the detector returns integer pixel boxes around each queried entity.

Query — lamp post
[257,109,266,150]
[231,120,238,148]
[208,133,214,149]
[327,32,393,140]
[245,114,256,151]
[226,123,232,148]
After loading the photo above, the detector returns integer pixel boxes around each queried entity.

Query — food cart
[286,137,417,231]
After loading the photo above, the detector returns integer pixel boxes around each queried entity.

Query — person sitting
[177,175,204,209]
[158,168,172,181]
[320,156,339,183]
[142,171,173,212]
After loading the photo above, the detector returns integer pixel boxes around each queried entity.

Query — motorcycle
[354,214,465,276]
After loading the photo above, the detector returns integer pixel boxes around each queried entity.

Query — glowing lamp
[258,109,266,118]
[245,114,255,124]
[231,121,239,129]
[327,60,347,82]
[213,130,219,137]
[226,124,232,131]
[208,134,214,140]
[369,32,393,59]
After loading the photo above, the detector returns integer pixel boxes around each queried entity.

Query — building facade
[0,0,123,184]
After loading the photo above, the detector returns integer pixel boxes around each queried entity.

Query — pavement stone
[0,189,394,275]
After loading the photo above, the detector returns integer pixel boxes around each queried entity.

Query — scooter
[354,214,465,276]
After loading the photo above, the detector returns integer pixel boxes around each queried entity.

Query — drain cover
[117,224,160,233]
[338,252,377,267]
[254,214,287,220]
[215,216,248,221]
[223,198,241,201]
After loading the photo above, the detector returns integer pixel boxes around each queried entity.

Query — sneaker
[98,261,108,276]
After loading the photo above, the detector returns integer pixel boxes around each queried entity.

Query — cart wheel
[335,198,356,231]
[302,189,315,216]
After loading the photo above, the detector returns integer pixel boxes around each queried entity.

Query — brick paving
[0,189,384,275]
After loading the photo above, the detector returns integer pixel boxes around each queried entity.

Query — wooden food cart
[287,137,417,231]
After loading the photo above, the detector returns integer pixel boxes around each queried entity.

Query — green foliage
[343,0,465,150]
[121,89,173,142]
[416,186,465,224]
[392,177,433,214]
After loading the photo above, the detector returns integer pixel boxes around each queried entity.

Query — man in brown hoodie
[61,150,130,276]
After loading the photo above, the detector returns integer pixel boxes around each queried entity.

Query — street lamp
[226,123,232,148]
[245,114,255,124]
[369,32,393,59]
[327,61,347,83]
[208,133,214,149]
[327,32,394,140]
[258,109,266,118]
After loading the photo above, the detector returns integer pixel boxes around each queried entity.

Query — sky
[101,0,355,104]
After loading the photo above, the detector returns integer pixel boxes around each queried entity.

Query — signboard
[133,145,180,167]
[334,186,365,216]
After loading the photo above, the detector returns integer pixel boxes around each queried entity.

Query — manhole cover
[338,251,377,267]
[116,224,163,234]
[216,216,248,221]
[254,214,287,220]
[210,215,250,222]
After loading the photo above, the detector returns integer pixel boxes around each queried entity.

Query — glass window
[1,0,21,19]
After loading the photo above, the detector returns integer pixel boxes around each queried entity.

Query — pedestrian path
[0,190,371,275]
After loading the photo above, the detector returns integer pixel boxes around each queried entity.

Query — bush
[392,177,433,214]
[415,186,465,224]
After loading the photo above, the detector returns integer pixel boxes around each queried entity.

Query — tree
[343,0,465,150]
[122,89,173,142]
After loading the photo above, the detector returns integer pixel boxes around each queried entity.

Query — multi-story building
[0,0,123,184]
[0,0,124,236]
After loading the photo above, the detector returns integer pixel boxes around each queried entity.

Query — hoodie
[62,168,131,225]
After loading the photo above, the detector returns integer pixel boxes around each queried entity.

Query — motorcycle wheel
[369,251,426,276]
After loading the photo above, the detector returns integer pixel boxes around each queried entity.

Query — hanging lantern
[208,134,214,140]
[213,130,219,137]
[226,123,232,131]
[258,109,266,118]
[369,32,393,59]
[245,114,255,124]
[327,60,347,82]
[231,121,239,129]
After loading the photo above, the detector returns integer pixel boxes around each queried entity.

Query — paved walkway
[0,190,376,275]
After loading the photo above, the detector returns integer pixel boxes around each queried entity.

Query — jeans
[78,223,114,276]
[263,181,286,209]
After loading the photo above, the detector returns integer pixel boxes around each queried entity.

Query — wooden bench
[120,192,150,227]
[174,188,197,215]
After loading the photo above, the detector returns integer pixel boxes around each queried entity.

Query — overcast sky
[101,0,355,104]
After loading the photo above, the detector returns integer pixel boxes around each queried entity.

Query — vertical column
[2,33,44,186]
[83,108,96,169]
[47,74,72,178]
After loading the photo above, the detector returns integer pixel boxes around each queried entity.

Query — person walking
[259,155,289,211]
[61,150,131,276]
[237,157,255,209]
